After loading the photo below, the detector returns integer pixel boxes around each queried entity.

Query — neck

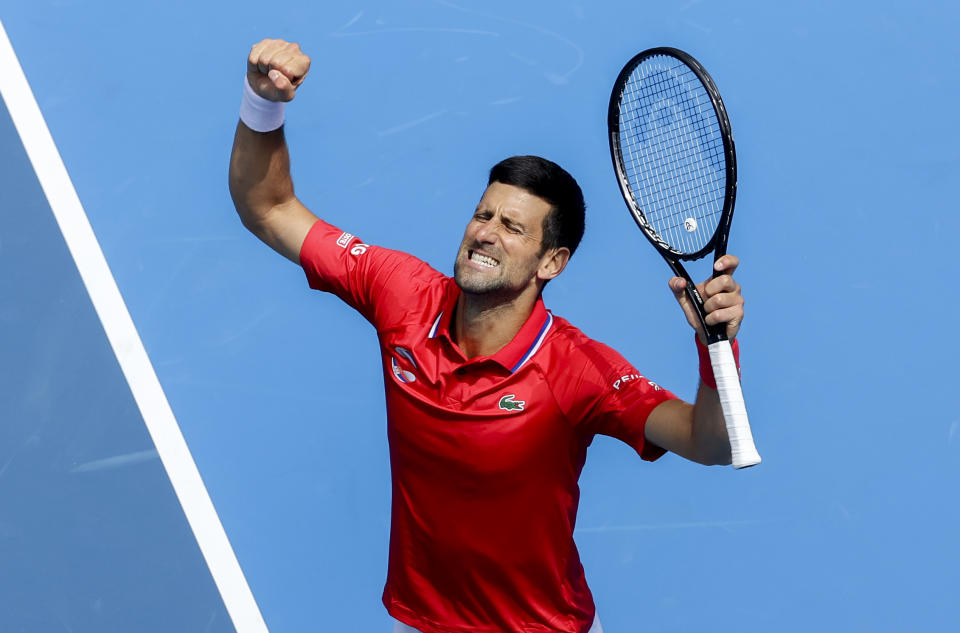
[452,286,540,359]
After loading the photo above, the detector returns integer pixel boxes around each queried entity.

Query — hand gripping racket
[607,47,761,469]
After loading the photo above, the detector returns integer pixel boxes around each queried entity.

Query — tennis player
[230,39,746,633]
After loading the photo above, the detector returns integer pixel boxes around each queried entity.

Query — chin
[455,268,503,296]
[455,273,503,295]
[454,251,511,295]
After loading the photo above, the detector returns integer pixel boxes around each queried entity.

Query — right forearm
[228,120,296,230]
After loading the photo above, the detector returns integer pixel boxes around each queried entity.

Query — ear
[537,246,571,282]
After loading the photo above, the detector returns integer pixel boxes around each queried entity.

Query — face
[453,182,558,297]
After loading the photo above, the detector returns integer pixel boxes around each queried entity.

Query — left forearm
[645,388,732,466]
[690,383,732,465]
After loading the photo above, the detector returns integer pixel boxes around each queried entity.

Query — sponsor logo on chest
[498,394,525,412]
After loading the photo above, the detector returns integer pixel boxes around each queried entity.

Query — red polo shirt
[300,219,676,633]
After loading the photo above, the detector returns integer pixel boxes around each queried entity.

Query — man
[230,39,747,633]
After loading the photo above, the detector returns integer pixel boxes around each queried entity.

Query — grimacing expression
[454,182,554,297]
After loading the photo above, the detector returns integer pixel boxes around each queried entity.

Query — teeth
[470,252,499,267]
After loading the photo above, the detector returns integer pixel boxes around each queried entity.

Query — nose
[473,219,499,245]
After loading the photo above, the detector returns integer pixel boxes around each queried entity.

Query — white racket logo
[683,218,698,232]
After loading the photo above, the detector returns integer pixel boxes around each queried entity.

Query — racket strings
[617,56,725,255]
[623,70,722,251]
[622,64,724,247]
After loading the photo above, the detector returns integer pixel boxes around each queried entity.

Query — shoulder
[539,314,675,445]
[302,219,444,282]
[533,316,643,421]
[542,316,637,385]
[362,247,452,326]
[300,218,451,327]
[541,314,671,403]
[368,244,448,288]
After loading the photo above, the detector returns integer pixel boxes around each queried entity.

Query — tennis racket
[607,47,760,469]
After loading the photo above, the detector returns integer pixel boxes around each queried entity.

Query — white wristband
[239,75,285,132]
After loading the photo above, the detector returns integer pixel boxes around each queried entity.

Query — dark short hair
[488,155,586,256]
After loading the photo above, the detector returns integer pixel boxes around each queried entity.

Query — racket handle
[707,340,761,469]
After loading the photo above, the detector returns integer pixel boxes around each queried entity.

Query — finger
[704,304,744,333]
[703,274,740,299]
[291,55,310,86]
[668,276,696,312]
[247,39,272,72]
[272,43,310,84]
[713,254,739,275]
[669,277,694,313]
[703,290,744,315]
[258,40,302,81]
[270,50,310,86]
[250,38,285,74]
[669,277,709,342]
[258,41,287,75]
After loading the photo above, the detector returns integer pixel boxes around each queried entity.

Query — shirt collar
[428,285,554,373]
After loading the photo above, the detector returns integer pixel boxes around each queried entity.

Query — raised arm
[644,255,746,465]
[229,38,318,263]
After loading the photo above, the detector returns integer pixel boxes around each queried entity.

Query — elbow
[228,180,274,237]
[228,174,261,215]
[228,175,255,225]
[231,199,265,237]
[229,173,296,233]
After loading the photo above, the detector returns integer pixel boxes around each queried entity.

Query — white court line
[0,20,269,633]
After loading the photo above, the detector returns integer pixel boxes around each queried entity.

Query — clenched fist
[669,254,745,343]
[247,38,311,102]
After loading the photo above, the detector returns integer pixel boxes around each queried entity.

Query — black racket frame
[607,46,738,345]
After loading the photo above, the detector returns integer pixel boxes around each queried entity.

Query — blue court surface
[1,2,958,632]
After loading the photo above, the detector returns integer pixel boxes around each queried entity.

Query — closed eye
[502,218,525,234]
[472,211,525,235]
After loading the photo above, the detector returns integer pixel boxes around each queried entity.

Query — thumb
[268,69,296,101]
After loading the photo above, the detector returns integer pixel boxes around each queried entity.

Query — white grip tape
[708,340,761,469]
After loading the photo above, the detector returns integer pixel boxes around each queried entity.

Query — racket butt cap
[732,454,761,469]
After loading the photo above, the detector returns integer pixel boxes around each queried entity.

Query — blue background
[1,0,957,631]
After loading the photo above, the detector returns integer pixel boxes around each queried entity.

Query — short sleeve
[299,219,446,331]
[587,367,677,461]
[549,330,678,461]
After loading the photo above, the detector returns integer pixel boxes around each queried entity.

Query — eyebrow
[476,207,525,226]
